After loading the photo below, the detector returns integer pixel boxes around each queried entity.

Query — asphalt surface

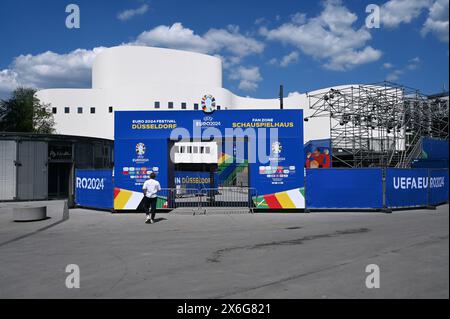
[0,201,448,298]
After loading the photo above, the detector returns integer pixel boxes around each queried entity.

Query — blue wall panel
[306,168,383,209]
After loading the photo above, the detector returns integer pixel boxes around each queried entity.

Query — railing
[157,187,257,213]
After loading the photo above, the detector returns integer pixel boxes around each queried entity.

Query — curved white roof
[92,46,223,89]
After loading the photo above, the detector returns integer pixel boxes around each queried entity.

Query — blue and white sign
[75,169,113,209]
[386,168,429,207]
[428,169,449,205]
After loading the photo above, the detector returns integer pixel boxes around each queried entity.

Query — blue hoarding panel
[306,168,383,209]
[385,168,429,208]
[422,138,449,160]
[75,169,113,209]
[429,169,449,205]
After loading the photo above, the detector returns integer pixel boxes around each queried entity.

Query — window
[77,107,83,114]
[52,107,57,114]
[193,146,198,153]
[109,106,113,113]
[205,147,210,154]
[217,105,221,110]
[168,102,174,109]
[154,101,160,109]
[173,146,179,153]
[194,103,199,110]
[187,146,192,153]
[180,146,185,153]
[181,102,187,110]
[90,107,96,114]
[200,146,204,153]
[64,107,70,114]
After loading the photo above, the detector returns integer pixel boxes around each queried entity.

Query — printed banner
[75,169,113,209]
[385,168,429,208]
[114,109,305,210]
[428,169,449,205]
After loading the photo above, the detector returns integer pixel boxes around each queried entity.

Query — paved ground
[0,201,448,299]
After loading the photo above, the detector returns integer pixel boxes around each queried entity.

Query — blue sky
[0,0,448,99]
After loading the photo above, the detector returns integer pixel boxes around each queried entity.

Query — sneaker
[145,216,151,224]
[150,219,155,224]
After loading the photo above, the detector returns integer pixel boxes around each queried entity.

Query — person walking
[142,172,161,224]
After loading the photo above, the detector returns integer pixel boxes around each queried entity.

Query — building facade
[35,46,349,143]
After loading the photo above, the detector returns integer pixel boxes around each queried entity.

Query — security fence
[73,168,448,212]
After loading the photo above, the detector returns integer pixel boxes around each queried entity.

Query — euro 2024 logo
[136,143,146,156]
[271,141,282,155]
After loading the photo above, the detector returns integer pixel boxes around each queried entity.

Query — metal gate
[158,187,257,214]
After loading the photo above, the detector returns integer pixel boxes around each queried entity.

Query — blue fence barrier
[75,168,447,211]
[306,168,384,209]
[429,169,449,206]
[75,169,113,209]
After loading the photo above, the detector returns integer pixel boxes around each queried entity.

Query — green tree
[0,87,55,133]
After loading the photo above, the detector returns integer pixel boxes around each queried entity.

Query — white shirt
[142,179,161,198]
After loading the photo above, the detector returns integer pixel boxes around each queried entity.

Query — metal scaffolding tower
[307,82,449,168]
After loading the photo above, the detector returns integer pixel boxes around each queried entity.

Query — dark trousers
[143,197,157,219]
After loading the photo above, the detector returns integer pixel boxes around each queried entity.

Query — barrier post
[382,168,392,213]
[304,170,310,213]
[426,168,437,210]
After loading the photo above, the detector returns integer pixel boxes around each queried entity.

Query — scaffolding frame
[307,81,449,168]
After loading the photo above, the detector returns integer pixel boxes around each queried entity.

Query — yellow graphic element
[218,153,231,165]
[114,189,133,209]
[275,191,296,208]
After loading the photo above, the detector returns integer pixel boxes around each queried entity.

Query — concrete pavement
[0,201,448,298]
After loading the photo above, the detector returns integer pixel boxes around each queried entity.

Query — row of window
[51,102,222,114]
[173,146,211,154]
[155,102,222,110]
[52,106,114,114]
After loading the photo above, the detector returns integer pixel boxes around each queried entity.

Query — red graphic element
[264,194,282,209]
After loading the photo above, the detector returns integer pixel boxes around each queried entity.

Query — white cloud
[288,91,302,97]
[262,0,382,71]
[291,13,307,25]
[229,66,262,91]
[385,56,422,81]
[386,69,403,81]
[269,51,300,67]
[407,56,421,69]
[0,23,265,96]
[132,23,264,59]
[421,0,449,42]
[118,4,149,21]
[381,0,432,28]
[280,51,300,67]
[0,47,105,97]
[383,62,394,69]
[0,70,19,98]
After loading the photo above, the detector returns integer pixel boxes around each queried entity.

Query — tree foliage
[0,88,55,134]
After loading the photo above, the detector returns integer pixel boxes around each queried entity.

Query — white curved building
[36,46,337,142]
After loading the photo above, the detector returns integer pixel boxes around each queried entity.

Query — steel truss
[307,81,449,168]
